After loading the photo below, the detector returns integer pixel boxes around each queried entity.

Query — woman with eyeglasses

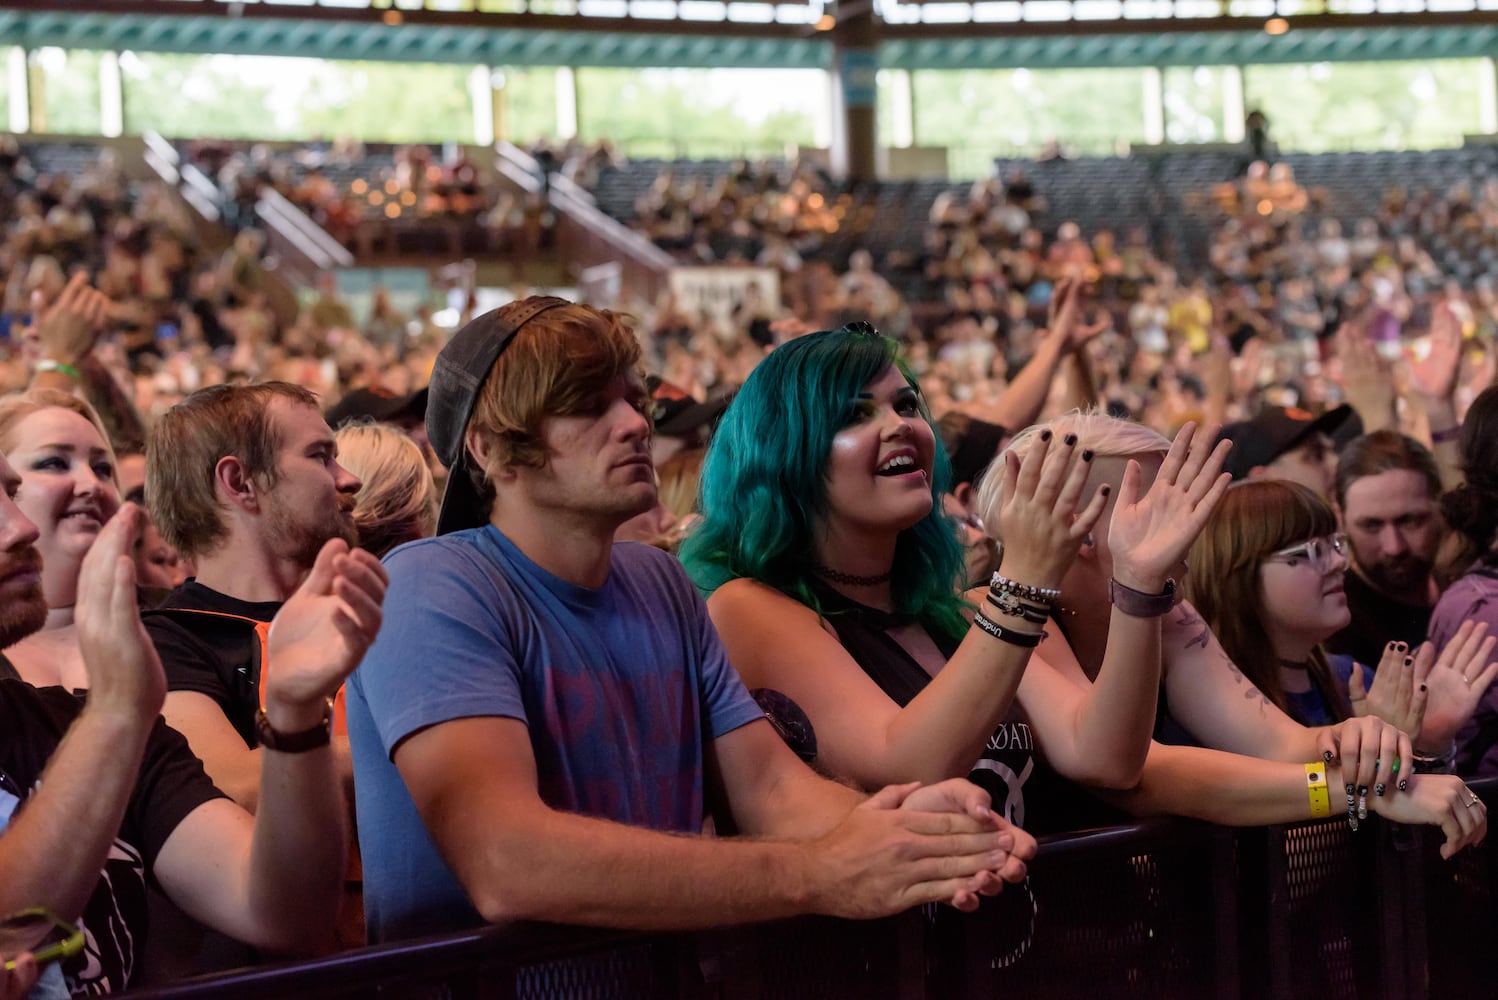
[1187,478,1496,748]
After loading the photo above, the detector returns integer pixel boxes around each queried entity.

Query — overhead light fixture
[1264,17,1289,35]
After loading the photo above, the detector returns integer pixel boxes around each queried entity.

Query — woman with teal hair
[680,323,1232,833]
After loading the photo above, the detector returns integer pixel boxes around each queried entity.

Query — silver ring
[1464,789,1483,808]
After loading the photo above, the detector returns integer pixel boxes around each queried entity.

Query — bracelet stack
[976,572,1056,648]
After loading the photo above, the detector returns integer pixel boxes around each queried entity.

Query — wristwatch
[255,699,334,753]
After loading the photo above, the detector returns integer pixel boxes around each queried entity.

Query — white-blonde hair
[974,408,1170,551]
[334,421,437,557]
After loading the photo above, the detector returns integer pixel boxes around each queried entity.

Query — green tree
[498,66,557,145]
[33,49,102,135]
[913,67,1145,177]
[575,67,818,159]
[1244,60,1482,152]
[122,52,280,139]
[296,61,474,144]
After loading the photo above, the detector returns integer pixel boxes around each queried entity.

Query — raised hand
[75,505,165,720]
[1369,773,1487,860]
[1412,621,1497,750]
[1046,278,1110,353]
[1333,323,1396,432]
[1106,421,1233,593]
[1349,640,1423,737]
[985,430,1110,588]
[264,539,388,727]
[29,271,111,368]
[1407,303,1464,403]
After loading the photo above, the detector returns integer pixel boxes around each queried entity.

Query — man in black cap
[646,375,729,466]
[344,296,1032,943]
[1219,404,1355,500]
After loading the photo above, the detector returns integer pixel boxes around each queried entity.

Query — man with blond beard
[145,382,362,811]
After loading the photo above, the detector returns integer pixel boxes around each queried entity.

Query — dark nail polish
[1358,785,1368,797]
[1420,684,1428,692]
[1041,430,1052,442]
[1376,783,1386,797]
[1346,783,1354,796]
[1100,485,1111,496]
[1323,750,1334,762]
[1064,433,1078,446]
[1399,779,1409,792]
[1082,450,1094,461]
[1405,657,1414,666]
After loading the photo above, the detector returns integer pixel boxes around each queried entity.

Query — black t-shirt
[144,581,282,749]
[1326,569,1433,669]
[0,680,225,995]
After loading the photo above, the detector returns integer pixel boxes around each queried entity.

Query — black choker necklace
[815,564,893,587]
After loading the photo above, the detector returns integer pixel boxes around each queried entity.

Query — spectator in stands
[1219,404,1353,500]
[333,421,437,558]
[0,476,384,994]
[145,382,363,811]
[1431,385,1498,775]
[346,297,1033,944]
[1327,432,1444,667]
[0,390,119,691]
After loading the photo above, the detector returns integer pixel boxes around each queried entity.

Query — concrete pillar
[1480,58,1497,136]
[469,64,495,145]
[556,65,577,140]
[1223,65,1247,142]
[7,48,28,134]
[889,68,915,148]
[1142,66,1165,145]
[830,3,879,181]
[100,51,123,137]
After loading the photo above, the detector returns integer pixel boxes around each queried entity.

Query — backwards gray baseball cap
[426,295,571,535]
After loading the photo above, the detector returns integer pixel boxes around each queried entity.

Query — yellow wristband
[1305,762,1332,819]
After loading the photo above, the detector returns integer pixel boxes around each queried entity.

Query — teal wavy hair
[679,324,969,641]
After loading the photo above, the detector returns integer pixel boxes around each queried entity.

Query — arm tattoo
[1172,607,1211,651]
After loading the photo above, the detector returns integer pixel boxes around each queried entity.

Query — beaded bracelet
[985,590,1050,625]
[1431,424,1463,445]
[989,572,1061,605]
[972,608,1046,647]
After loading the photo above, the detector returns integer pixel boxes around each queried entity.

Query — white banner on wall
[668,266,780,329]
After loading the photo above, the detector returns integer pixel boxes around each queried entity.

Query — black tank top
[813,585,1122,836]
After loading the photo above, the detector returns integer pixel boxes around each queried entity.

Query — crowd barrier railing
[120,777,1498,1000]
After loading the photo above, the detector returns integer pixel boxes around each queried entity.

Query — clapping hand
[263,539,388,728]
[1046,278,1110,353]
[1407,304,1463,403]
[1106,422,1233,593]
[25,271,111,369]
[1350,623,1498,752]
[75,505,165,721]
[984,429,1111,588]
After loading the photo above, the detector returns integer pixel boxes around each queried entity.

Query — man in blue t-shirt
[346,297,1037,943]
